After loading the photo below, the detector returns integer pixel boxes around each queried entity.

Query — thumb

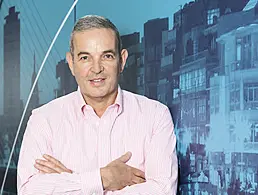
[117,152,132,163]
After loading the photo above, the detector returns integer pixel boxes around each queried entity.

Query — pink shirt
[17,87,178,195]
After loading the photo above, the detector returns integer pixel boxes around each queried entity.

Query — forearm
[18,170,104,195]
[109,106,178,195]
[18,113,103,194]
[108,178,177,195]
[18,172,80,195]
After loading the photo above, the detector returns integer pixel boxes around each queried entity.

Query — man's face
[67,28,128,101]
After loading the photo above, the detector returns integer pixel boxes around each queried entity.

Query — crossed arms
[17,108,178,195]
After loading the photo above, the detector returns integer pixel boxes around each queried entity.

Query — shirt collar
[115,85,123,114]
[76,85,123,115]
[76,86,87,113]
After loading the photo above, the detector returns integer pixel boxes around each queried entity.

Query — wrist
[100,167,111,190]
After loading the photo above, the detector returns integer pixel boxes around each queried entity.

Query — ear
[120,49,128,73]
[66,52,75,76]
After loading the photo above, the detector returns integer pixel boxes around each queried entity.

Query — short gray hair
[69,15,122,59]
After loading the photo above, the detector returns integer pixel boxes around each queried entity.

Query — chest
[52,114,152,173]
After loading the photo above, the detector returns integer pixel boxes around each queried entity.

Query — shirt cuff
[80,169,104,195]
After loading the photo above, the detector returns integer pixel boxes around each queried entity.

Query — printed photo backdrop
[0,0,258,194]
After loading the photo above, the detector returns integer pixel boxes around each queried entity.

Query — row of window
[180,68,206,91]
[211,83,258,113]
[145,45,162,61]
[181,98,207,122]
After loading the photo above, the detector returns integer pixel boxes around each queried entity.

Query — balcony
[229,142,258,153]
[127,43,142,54]
[182,50,218,68]
[172,88,180,104]
[243,142,258,153]
[161,54,173,68]
[231,60,258,72]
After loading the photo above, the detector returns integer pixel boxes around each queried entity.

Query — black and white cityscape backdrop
[1,0,258,194]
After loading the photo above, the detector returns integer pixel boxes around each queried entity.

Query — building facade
[144,18,168,100]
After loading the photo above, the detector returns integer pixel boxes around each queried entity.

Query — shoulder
[31,91,78,119]
[122,90,169,115]
[122,90,174,134]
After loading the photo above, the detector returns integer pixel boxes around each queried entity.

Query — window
[155,45,162,60]
[193,106,196,118]
[165,44,174,56]
[233,35,251,71]
[220,44,225,67]
[236,38,242,61]
[186,72,190,89]
[211,89,220,114]
[253,38,258,67]
[244,83,258,110]
[140,75,144,85]
[137,75,144,86]
[180,68,206,92]
[57,77,61,89]
[146,47,155,61]
[173,88,180,99]
[198,99,206,121]
[243,35,251,69]
[215,91,219,113]
[207,8,220,25]
[186,39,193,56]
[137,77,140,86]
[145,67,152,82]
[211,36,217,51]
[180,74,186,91]
[230,82,240,111]
[210,92,215,114]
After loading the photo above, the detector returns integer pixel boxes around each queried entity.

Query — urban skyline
[1,0,258,194]
[0,0,191,115]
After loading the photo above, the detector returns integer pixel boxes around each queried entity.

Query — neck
[83,88,118,118]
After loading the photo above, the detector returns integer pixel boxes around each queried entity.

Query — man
[17,15,178,194]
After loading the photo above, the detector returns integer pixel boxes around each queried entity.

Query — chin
[88,90,108,97]
[90,94,108,99]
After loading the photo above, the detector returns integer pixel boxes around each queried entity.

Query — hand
[34,154,73,174]
[100,152,146,191]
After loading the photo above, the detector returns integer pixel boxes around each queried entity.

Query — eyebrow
[102,49,116,55]
[77,49,117,57]
[77,51,90,57]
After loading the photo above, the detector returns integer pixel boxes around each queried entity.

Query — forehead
[72,28,117,52]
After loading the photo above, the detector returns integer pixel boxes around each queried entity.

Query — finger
[43,154,72,173]
[43,154,65,168]
[34,163,57,174]
[43,154,60,165]
[132,168,145,179]
[36,160,63,173]
[38,169,53,174]
[117,152,132,163]
[132,176,146,184]
[39,170,46,174]
[127,180,135,186]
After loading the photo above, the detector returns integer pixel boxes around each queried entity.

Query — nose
[91,60,103,74]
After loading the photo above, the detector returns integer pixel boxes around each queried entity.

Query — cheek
[74,65,90,77]
[106,68,119,80]
[105,64,120,74]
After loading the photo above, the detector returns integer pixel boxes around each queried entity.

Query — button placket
[96,120,100,127]
[98,115,115,168]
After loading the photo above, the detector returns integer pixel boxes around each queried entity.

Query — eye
[104,54,115,59]
[80,56,88,61]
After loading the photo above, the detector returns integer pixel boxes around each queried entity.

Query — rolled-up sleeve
[17,111,104,195]
[108,106,178,195]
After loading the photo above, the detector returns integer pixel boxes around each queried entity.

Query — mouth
[89,78,105,82]
[89,78,106,86]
